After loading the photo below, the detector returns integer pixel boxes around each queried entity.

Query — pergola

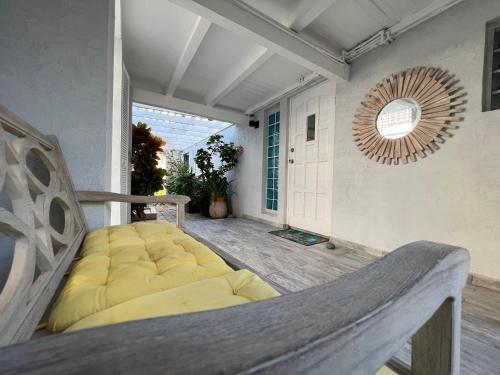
[132,103,233,150]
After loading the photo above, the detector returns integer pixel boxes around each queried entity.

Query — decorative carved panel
[0,106,86,345]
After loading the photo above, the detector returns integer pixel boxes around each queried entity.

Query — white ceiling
[122,1,198,93]
[217,54,311,112]
[122,0,466,115]
[174,24,260,104]
[301,0,437,50]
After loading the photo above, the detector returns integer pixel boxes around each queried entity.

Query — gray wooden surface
[0,240,468,375]
[158,210,500,375]
[77,191,189,227]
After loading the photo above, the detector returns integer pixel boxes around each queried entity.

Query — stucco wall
[185,99,288,226]
[333,0,500,281]
[0,0,114,229]
[168,0,500,281]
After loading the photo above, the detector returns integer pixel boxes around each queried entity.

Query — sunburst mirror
[353,67,466,165]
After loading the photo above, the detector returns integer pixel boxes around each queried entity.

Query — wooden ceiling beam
[205,47,273,106]
[165,16,211,97]
[169,0,349,81]
[287,0,339,32]
[133,88,248,125]
[203,0,341,107]
[245,73,324,115]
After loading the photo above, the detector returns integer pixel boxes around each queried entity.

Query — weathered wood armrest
[0,241,469,374]
[77,191,190,227]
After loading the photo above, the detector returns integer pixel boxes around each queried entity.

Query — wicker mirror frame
[353,67,466,165]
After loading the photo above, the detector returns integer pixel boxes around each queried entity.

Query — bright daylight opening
[132,103,234,152]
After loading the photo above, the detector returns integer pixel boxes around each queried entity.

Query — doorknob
[288,159,294,164]
[290,147,295,152]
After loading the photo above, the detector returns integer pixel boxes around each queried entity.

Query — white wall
[186,0,500,281]
[110,0,125,225]
[185,98,289,227]
[333,0,500,281]
[0,0,115,230]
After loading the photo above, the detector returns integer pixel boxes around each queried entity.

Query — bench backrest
[0,105,86,346]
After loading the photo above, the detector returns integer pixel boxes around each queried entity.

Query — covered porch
[1,0,500,373]
[158,207,500,375]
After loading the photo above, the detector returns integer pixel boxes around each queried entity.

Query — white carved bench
[0,105,470,374]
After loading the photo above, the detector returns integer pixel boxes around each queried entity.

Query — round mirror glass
[376,98,421,139]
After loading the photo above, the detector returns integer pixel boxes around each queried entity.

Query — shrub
[131,122,167,219]
[194,134,242,215]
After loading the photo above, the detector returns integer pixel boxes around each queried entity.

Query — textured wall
[333,0,500,281]
[185,100,288,226]
[186,125,270,220]
[151,0,500,281]
[0,0,113,229]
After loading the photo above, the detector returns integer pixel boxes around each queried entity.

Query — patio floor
[158,207,500,375]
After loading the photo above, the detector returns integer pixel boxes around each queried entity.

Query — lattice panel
[0,107,86,345]
[353,67,466,165]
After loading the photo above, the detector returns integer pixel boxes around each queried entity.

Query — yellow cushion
[65,269,280,332]
[48,221,233,332]
[376,367,397,374]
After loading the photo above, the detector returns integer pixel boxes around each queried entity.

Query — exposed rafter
[132,102,234,151]
[287,0,338,32]
[169,0,349,81]
[203,0,339,108]
[131,120,222,137]
[133,88,248,125]
[132,111,228,130]
[156,135,208,142]
[205,47,273,106]
[245,73,325,115]
[166,16,211,96]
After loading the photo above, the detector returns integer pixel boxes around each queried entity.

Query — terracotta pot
[209,197,228,219]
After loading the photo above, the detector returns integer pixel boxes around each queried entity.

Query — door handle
[289,159,294,164]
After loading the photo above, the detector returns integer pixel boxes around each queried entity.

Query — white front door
[287,81,335,236]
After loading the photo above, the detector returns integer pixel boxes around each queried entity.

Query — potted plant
[130,122,167,221]
[205,176,230,219]
[165,164,201,213]
[194,135,241,219]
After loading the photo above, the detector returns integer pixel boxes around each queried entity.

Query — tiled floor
[158,207,500,375]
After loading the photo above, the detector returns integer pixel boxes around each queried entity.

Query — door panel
[287,81,335,236]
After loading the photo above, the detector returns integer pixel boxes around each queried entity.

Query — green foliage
[166,165,200,200]
[201,176,230,200]
[163,150,185,177]
[131,122,167,219]
[194,134,241,201]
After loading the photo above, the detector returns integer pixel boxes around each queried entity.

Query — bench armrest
[0,241,469,374]
[77,191,190,227]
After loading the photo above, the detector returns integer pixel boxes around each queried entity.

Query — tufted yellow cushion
[48,221,234,332]
[64,269,280,332]
[377,367,397,375]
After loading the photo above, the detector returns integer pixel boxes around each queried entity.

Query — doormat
[269,229,329,246]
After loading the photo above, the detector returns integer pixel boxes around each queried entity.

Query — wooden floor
[159,208,500,375]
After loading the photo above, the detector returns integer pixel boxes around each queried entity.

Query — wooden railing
[77,191,190,228]
[0,241,469,374]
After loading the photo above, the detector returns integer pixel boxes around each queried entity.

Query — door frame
[285,80,336,236]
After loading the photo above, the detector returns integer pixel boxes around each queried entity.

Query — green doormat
[269,229,329,246]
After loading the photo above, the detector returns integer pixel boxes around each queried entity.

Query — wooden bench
[0,105,470,374]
